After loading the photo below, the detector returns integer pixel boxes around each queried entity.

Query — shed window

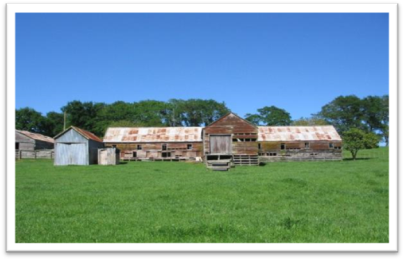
[329,143,334,149]
[258,143,261,150]
[162,144,167,151]
[305,142,310,149]
[281,143,286,150]
[132,152,137,157]
[15,143,19,150]
[137,145,142,150]
[187,144,192,150]
[162,152,171,158]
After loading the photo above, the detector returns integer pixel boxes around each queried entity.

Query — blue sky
[16,13,388,120]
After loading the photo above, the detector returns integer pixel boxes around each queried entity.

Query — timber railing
[15,149,54,160]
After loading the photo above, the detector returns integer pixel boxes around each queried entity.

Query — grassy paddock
[15,148,389,243]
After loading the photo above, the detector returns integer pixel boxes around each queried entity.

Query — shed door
[69,143,87,165]
[210,135,231,154]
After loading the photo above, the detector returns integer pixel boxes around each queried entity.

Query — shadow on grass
[343,158,373,161]
[119,162,128,165]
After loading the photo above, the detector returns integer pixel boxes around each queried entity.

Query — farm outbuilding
[257,126,342,162]
[102,112,342,169]
[98,147,120,165]
[103,127,203,161]
[203,113,259,168]
[15,130,54,150]
[54,126,104,166]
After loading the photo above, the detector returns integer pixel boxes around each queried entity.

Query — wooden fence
[15,149,54,160]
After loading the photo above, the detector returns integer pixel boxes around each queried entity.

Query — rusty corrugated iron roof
[104,127,203,143]
[257,126,342,141]
[16,130,55,143]
[54,126,103,142]
[72,126,103,142]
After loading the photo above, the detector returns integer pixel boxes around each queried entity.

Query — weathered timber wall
[204,113,258,155]
[98,148,120,165]
[259,141,342,152]
[104,142,203,159]
[232,141,259,155]
[15,149,54,159]
[16,131,54,150]
[259,149,342,162]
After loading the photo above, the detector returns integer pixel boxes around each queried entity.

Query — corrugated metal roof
[54,126,103,142]
[257,126,342,141]
[72,126,103,142]
[16,130,55,143]
[104,127,203,143]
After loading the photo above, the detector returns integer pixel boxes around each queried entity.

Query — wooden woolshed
[103,127,203,161]
[203,113,259,169]
[257,126,342,162]
[54,126,104,166]
[98,147,120,165]
[15,130,54,150]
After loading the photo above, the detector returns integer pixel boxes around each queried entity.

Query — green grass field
[15,148,389,243]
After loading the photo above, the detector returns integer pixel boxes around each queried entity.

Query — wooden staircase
[205,155,233,171]
[233,155,259,166]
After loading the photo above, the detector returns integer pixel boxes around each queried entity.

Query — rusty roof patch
[72,126,103,142]
[104,127,203,143]
[258,126,341,141]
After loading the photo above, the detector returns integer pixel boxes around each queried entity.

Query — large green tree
[292,116,328,126]
[316,95,364,133]
[362,95,389,145]
[16,107,47,134]
[132,100,168,127]
[343,128,380,160]
[61,101,106,136]
[168,99,229,126]
[245,106,291,126]
[43,111,64,137]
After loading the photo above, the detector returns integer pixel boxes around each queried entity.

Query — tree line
[16,99,230,138]
[16,95,388,147]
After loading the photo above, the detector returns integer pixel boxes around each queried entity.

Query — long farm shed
[104,127,203,160]
[102,113,342,167]
[15,130,54,150]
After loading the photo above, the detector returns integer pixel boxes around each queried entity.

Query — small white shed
[98,147,120,165]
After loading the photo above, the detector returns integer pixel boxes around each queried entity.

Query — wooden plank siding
[15,131,54,150]
[209,135,232,154]
[104,142,203,159]
[258,141,342,151]
[204,113,258,156]
[258,140,342,161]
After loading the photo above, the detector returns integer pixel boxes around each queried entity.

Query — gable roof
[257,126,342,141]
[205,112,257,128]
[104,127,203,143]
[54,126,103,142]
[16,130,54,143]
